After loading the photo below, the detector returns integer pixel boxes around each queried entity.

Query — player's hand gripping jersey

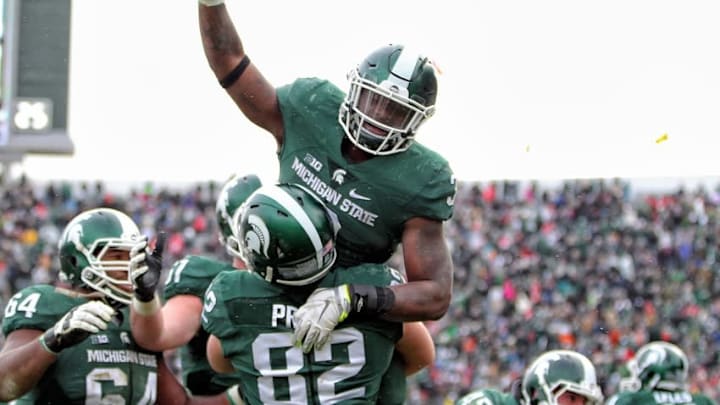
[2,285,160,404]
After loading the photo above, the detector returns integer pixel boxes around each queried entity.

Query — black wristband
[219,55,250,89]
[348,285,395,315]
[41,330,62,354]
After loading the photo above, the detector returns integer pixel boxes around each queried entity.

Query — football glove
[41,300,116,354]
[293,284,395,353]
[293,285,351,353]
[130,232,167,302]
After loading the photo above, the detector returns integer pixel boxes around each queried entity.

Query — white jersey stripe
[256,185,323,263]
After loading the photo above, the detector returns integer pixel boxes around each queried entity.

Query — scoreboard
[0,0,73,160]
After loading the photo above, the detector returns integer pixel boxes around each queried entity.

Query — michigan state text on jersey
[2,285,160,404]
[276,76,455,267]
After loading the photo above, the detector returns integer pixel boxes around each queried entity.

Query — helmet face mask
[521,350,604,405]
[619,341,689,392]
[216,174,263,261]
[58,208,143,305]
[339,44,437,156]
[236,184,340,286]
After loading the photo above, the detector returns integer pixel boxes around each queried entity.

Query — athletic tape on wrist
[132,295,161,316]
[38,333,59,355]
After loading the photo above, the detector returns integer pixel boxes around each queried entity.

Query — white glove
[41,301,116,354]
[292,285,351,353]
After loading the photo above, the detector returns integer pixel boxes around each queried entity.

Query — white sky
[15,0,720,186]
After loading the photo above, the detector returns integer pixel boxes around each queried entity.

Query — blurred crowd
[1,175,719,403]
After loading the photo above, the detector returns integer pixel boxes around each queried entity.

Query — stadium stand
[1,175,718,403]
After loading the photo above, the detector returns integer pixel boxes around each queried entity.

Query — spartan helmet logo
[244,214,271,258]
[332,169,347,185]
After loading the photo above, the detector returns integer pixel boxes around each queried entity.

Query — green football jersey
[376,352,407,405]
[456,389,519,405]
[202,263,403,405]
[276,78,457,267]
[1,285,160,405]
[611,389,717,405]
[163,255,239,395]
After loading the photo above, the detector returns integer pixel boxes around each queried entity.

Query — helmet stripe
[259,186,324,261]
[390,47,421,83]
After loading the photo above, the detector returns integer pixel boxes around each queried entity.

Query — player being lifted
[197,0,457,353]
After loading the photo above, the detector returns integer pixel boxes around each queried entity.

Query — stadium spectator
[0,175,719,402]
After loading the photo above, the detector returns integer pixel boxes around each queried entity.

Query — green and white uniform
[202,263,403,404]
[277,78,456,267]
[456,389,519,405]
[2,285,160,404]
[610,390,717,405]
[163,255,239,395]
[376,353,407,405]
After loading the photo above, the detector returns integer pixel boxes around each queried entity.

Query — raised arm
[198,1,284,144]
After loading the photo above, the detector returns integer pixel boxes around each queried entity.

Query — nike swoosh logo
[348,188,371,201]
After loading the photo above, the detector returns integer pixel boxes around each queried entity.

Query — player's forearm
[0,341,56,401]
[386,280,451,321]
[198,3,246,78]
[130,310,169,351]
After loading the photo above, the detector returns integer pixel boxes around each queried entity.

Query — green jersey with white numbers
[202,263,403,405]
[611,389,717,405]
[1,285,160,405]
[456,389,519,405]
[163,254,239,395]
[276,78,457,267]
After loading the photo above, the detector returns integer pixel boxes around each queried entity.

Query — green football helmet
[520,350,603,405]
[619,341,689,392]
[58,208,143,305]
[236,183,340,286]
[216,173,263,260]
[339,43,438,156]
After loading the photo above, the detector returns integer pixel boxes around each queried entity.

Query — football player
[456,350,603,405]
[197,1,456,352]
[129,175,433,402]
[608,341,717,405]
[0,208,231,404]
[202,183,406,404]
[130,173,263,395]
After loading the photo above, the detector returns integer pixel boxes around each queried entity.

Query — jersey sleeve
[323,263,402,288]
[163,255,223,300]
[407,152,456,221]
[201,271,237,340]
[277,78,342,118]
[2,285,82,335]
